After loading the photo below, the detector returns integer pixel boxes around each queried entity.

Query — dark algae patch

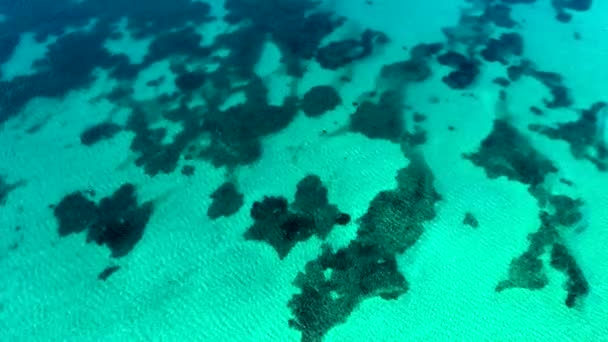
[288,153,441,341]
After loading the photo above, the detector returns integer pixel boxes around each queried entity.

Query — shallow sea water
[0,0,607,341]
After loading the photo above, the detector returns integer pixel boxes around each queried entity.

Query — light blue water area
[0,0,607,341]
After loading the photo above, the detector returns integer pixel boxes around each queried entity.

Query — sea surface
[0,0,607,341]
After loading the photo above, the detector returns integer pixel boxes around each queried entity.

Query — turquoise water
[1,0,607,340]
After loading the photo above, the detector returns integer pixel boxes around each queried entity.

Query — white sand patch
[103,18,152,65]
[132,60,177,101]
[1,32,56,81]
[255,40,282,78]
[512,1,608,106]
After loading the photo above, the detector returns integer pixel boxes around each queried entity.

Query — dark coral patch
[301,85,342,117]
[550,243,589,308]
[409,43,443,60]
[506,60,532,82]
[316,29,389,70]
[483,4,518,28]
[80,122,122,146]
[437,51,468,68]
[481,32,524,65]
[496,250,548,292]
[493,77,511,87]
[0,0,214,123]
[207,182,244,220]
[349,90,405,142]
[244,175,347,259]
[224,0,346,77]
[358,154,441,253]
[289,243,407,342]
[143,27,210,66]
[0,0,386,181]
[181,165,195,176]
[124,79,298,175]
[289,154,440,341]
[0,29,124,121]
[504,60,572,109]
[546,195,584,226]
[125,109,174,176]
[54,183,153,258]
[442,60,480,89]
[464,119,558,186]
[496,190,589,308]
[54,192,99,236]
[0,33,19,69]
[379,58,432,88]
[551,0,592,23]
[199,78,299,169]
[334,213,351,225]
[246,196,314,259]
[531,70,572,108]
[530,102,607,171]
[174,71,206,92]
[87,184,154,258]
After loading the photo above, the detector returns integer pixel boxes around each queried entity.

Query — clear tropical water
[0,0,607,341]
